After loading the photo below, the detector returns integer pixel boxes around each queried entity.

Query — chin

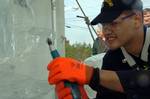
[107,43,121,50]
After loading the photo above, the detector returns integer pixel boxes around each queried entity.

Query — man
[47,0,150,99]
[144,8,150,27]
[92,7,150,56]
[92,28,107,55]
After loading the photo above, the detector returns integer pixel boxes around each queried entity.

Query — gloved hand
[47,57,94,85]
[55,81,88,99]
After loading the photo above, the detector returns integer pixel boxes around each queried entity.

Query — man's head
[91,0,143,25]
[91,0,144,53]
[144,8,150,27]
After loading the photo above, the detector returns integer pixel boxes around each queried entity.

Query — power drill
[47,38,81,99]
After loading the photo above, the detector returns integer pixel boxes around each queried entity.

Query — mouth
[105,35,117,42]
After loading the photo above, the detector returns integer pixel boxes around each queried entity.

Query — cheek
[117,29,134,45]
[115,28,131,43]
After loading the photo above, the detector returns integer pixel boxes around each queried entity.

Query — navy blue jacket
[95,27,150,99]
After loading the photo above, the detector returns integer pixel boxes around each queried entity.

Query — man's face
[144,10,150,26]
[101,11,140,50]
[96,29,102,37]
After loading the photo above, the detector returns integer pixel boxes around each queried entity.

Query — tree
[65,40,92,61]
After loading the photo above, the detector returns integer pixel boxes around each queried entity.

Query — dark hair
[144,8,150,11]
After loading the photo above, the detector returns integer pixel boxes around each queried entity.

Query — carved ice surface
[0,0,55,98]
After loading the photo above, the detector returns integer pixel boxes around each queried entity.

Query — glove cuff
[89,68,100,91]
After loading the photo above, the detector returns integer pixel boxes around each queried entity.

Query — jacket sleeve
[92,39,98,55]
[116,69,150,95]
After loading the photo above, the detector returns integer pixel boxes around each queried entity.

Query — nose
[102,25,113,35]
[102,23,112,30]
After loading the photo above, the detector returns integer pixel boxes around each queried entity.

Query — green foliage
[65,41,92,61]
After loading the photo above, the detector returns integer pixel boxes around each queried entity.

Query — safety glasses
[102,13,135,28]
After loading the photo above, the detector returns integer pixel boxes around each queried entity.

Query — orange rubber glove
[47,57,94,85]
[55,81,88,99]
